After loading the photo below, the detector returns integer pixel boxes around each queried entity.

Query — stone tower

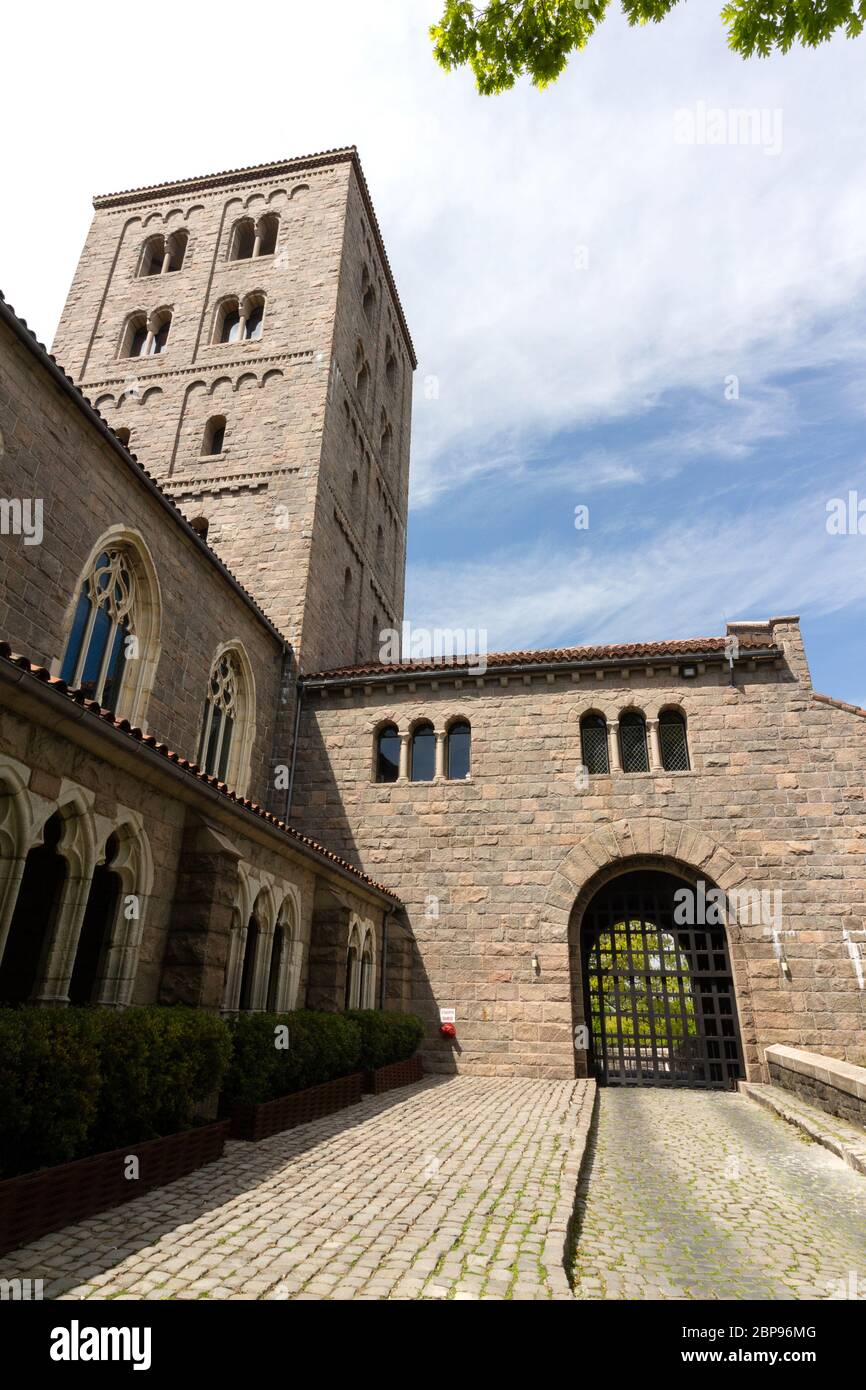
[52,148,415,672]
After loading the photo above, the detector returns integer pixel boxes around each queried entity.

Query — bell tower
[52,148,415,673]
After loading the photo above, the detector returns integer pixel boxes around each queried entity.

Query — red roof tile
[303,634,779,682]
[812,692,866,720]
[0,641,401,904]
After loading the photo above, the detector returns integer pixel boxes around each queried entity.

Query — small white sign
[439,1008,456,1024]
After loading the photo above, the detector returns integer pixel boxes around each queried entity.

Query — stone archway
[542,819,759,1082]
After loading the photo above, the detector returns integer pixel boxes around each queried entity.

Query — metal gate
[581,871,744,1089]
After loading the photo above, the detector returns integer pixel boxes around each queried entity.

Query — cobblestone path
[572,1089,866,1300]
[10,1077,593,1301]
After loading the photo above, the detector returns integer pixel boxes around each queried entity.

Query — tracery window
[199,650,240,782]
[59,548,136,711]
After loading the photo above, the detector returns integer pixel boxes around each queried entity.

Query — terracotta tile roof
[0,291,288,646]
[303,634,779,683]
[812,692,866,720]
[90,147,416,368]
[0,641,401,905]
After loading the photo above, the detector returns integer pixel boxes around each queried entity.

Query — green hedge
[0,1006,232,1179]
[347,1010,424,1071]
[0,1005,425,1176]
[221,1010,362,1107]
[222,1008,425,1107]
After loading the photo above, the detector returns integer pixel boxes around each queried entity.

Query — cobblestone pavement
[572,1089,866,1300]
[10,1077,593,1301]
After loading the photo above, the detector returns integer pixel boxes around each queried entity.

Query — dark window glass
[619,712,649,773]
[238,918,258,1011]
[79,604,113,700]
[244,305,264,341]
[266,928,283,1012]
[410,723,435,782]
[659,710,690,771]
[205,706,222,776]
[344,947,358,1010]
[376,725,400,783]
[580,715,609,775]
[217,715,234,782]
[447,721,471,780]
[220,309,240,344]
[100,619,128,714]
[129,324,148,356]
[60,586,92,685]
[258,218,278,256]
[150,318,170,354]
[232,221,255,259]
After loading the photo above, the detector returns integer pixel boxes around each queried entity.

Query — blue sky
[3,2,866,701]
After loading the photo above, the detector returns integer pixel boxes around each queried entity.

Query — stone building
[0,148,864,1086]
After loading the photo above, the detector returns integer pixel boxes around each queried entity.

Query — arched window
[380,421,392,465]
[619,711,649,774]
[197,647,254,793]
[359,935,374,1009]
[446,720,471,780]
[375,723,400,783]
[238,915,259,1011]
[60,548,136,711]
[385,338,397,388]
[659,708,690,771]
[243,299,264,341]
[256,213,279,256]
[149,311,171,354]
[59,533,160,726]
[123,313,149,358]
[0,812,67,1004]
[355,342,369,406]
[199,650,237,782]
[166,229,188,271]
[265,922,284,1013]
[361,265,375,321]
[139,236,165,277]
[344,929,360,1010]
[230,217,256,261]
[410,721,435,783]
[68,832,121,1005]
[580,713,609,775]
[216,299,241,344]
[202,415,226,456]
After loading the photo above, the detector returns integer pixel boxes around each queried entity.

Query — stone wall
[293,619,866,1078]
[765,1044,866,1128]
[0,314,288,809]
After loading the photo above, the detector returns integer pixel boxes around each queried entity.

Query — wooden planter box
[364,1053,424,1095]
[0,1120,229,1257]
[228,1071,364,1142]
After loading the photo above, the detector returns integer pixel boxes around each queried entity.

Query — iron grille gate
[582,871,744,1089]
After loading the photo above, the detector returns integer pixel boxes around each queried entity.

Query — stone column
[160,248,172,274]
[607,720,622,773]
[398,732,410,781]
[647,717,662,771]
[435,730,446,779]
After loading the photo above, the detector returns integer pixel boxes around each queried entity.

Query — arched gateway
[579,869,744,1089]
